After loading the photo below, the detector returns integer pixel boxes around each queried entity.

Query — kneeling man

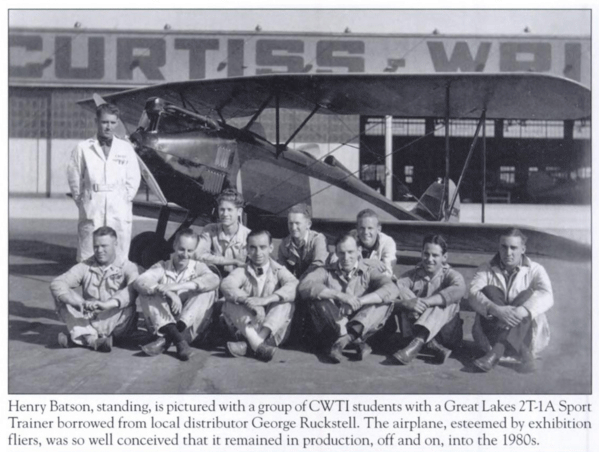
[135,229,220,361]
[50,226,138,352]
[299,233,399,363]
[390,235,466,365]
[469,228,553,373]
[221,230,298,362]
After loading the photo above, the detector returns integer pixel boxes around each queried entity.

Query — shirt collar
[89,255,126,273]
[290,230,310,248]
[358,234,380,256]
[415,262,449,281]
[217,222,241,242]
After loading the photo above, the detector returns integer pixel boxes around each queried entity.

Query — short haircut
[247,229,272,244]
[287,203,312,219]
[93,226,117,239]
[422,234,448,254]
[217,188,244,208]
[174,228,199,247]
[335,232,358,248]
[357,208,379,222]
[500,228,528,245]
[96,103,120,119]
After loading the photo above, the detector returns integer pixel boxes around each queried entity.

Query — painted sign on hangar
[9,29,590,88]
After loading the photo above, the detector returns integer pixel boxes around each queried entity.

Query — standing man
[67,103,141,261]
[469,228,553,373]
[389,235,466,366]
[299,233,399,363]
[50,227,138,352]
[135,229,220,361]
[221,230,298,362]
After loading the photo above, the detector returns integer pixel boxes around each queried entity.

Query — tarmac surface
[7,200,592,394]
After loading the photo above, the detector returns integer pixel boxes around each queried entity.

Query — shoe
[57,332,71,348]
[391,337,425,365]
[327,335,351,364]
[255,343,277,362]
[141,337,170,356]
[426,338,452,364]
[226,341,248,358]
[175,340,191,361]
[93,335,113,353]
[517,349,537,374]
[355,342,372,361]
[473,350,502,372]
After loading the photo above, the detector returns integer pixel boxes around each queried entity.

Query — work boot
[175,340,191,361]
[141,337,171,356]
[391,337,425,365]
[93,335,113,353]
[254,343,277,362]
[226,341,249,358]
[473,350,502,372]
[327,335,352,364]
[426,338,452,364]
[355,341,372,361]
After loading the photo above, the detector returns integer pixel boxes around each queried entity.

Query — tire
[129,232,169,268]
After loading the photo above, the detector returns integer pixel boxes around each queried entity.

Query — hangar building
[9,28,590,203]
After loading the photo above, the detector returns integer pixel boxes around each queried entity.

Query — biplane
[78,73,591,267]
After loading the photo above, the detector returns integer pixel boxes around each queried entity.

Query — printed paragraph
[6,397,593,450]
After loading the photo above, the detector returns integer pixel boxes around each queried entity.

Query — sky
[8,8,591,36]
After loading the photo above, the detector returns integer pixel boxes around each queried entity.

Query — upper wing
[78,73,591,129]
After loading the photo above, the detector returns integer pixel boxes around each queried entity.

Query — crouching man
[50,226,138,352]
[390,235,466,366]
[469,228,553,373]
[221,230,298,362]
[135,229,220,361]
[299,233,399,363]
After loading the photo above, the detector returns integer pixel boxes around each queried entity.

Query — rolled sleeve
[133,262,166,295]
[368,269,400,302]
[273,267,299,302]
[468,263,494,316]
[190,262,220,292]
[50,263,88,305]
[437,269,466,306]
[298,267,330,301]
[220,268,250,303]
[111,262,139,308]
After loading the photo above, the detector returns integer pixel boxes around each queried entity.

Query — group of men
[51,103,554,374]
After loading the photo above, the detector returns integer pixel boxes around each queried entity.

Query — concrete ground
[7,199,592,394]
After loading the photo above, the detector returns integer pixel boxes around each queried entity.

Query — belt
[92,184,121,192]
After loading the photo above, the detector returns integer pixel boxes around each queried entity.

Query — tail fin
[411,178,460,222]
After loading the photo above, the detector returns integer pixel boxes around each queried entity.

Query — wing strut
[244,93,274,133]
[284,104,320,147]
[482,112,487,223]
[448,109,486,217]
[442,82,451,220]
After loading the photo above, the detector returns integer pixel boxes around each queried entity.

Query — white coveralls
[67,136,141,261]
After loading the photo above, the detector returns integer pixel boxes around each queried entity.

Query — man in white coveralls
[67,103,141,261]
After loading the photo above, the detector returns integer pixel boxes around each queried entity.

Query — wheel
[129,232,169,268]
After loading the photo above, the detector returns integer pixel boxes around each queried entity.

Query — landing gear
[129,232,170,268]
[128,204,200,268]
